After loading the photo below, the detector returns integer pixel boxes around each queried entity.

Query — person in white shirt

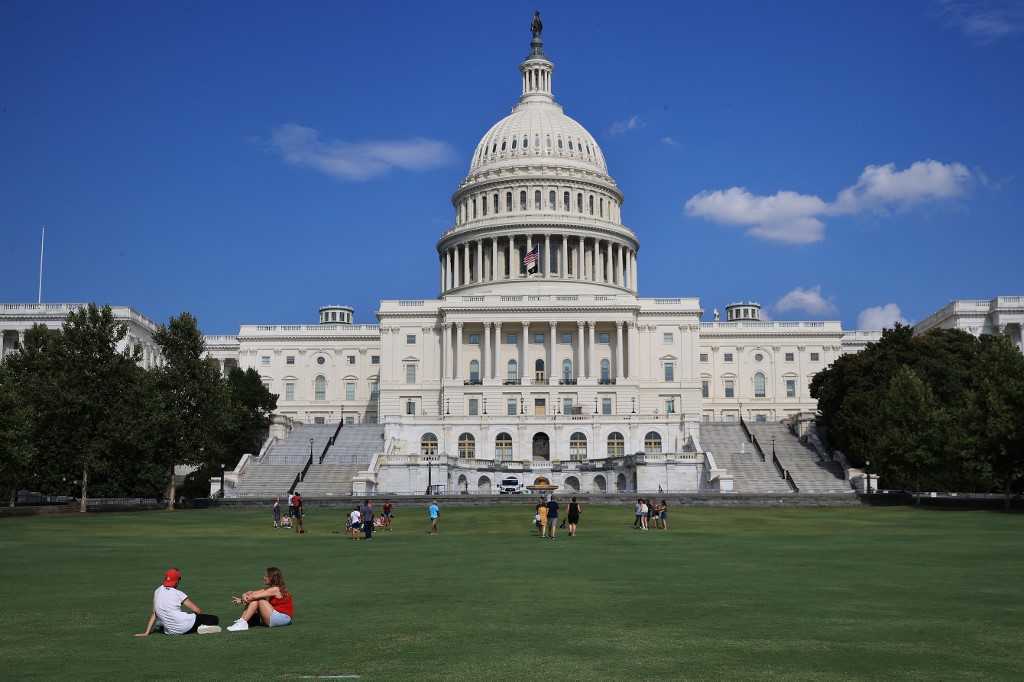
[135,568,221,636]
[348,506,363,540]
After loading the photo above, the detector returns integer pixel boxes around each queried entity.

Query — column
[590,240,597,282]
[588,322,597,379]
[491,239,498,283]
[482,323,490,382]
[615,244,623,286]
[544,234,551,277]
[493,322,502,379]
[455,322,464,379]
[628,322,639,380]
[440,253,446,292]
[548,321,557,383]
[561,235,568,279]
[616,321,625,379]
[632,251,638,290]
[476,240,483,283]
[524,235,532,278]
[441,323,451,380]
[520,322,530,381]
[463,244,470,286]
[576,322,584,380]
[576,237,583,280]
[510,235,517,279]
[605,241,613,283]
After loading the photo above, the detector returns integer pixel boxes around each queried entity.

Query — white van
[498,476,524,494]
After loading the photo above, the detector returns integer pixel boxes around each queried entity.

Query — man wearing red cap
[135,568,221,636]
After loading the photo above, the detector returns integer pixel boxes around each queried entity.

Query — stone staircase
[745,423,852,493]
[699,423,792,493]
[232,423,383,496]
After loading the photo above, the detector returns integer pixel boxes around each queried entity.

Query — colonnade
[438,319,640,383]
[440,234,637,292]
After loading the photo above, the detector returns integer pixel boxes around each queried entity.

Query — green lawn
[2,504,1022,680]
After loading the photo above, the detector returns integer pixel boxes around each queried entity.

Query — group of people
[633,498,668,530]
[533,496,582,538]
[272,493,305,533]
[136,567,293,636]
[346,498,397,540]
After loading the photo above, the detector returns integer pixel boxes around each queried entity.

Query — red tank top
[270,593,293,617]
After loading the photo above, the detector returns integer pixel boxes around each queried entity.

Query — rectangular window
[785,352,794,362]
[507,334,517,344]
[699,353,709,363]
[347,355,356,364]
[406,335,416,345]
[406,364,416,384]
[286,356,295,365]
[664,362,674,382]
[724,353,734,362]
[345,417,355,425]
[563,398,573,415]
[665,399,676,414]
[786,379,796,398]
[285,383,295,401]
[725,414,735,423]
[314,416,326,425]
[663,332,674,343]
[561,333,572,344]
[371,355,380,365]
[599,332,610,344]
[345,383,355,400]
[469,334,480,344]
[263,382,271,392]
[703,414,710,423]
[261,356,270,366]
[701,380,709,398]
[725,379,734,398]
[810,352,820,361]
[370,382,379,400]
[534,333,544,344]
[405,400,415,415]
[602,398,612,415]
[469,399,479,416]
[508,399,518,416]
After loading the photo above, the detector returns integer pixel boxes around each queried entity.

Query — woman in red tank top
[226,566,293,631]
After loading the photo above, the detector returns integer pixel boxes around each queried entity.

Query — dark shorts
[184,613,220,633]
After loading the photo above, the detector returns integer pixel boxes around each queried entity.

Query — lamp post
[483,397,487,415]
[520,396,525,415]
[631,396,636,414]
[445,397,450,415]
[309,438,314,463]
[594,397,599,415]
[865,460,871,494]
[771,435,776,458]
[220,463,225,499]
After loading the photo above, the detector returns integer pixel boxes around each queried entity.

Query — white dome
[470,101,608,176]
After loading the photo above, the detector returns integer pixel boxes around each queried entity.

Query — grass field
[2,504,1023,680]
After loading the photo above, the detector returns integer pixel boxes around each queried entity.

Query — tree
[970,336,1024,508]
[875,366,943,501]
[0,362,38,506]
[225,366,278,462]
[150,312,233,508]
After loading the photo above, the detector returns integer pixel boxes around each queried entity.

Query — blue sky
[2,1,1022,334]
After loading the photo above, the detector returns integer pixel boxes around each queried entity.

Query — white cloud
[684,188,828,244]
[857,304,909,330]
[661,136,681,147]
[774,286,837,316]
[263,124,454,181]
[609,116,645,136]
[684,159,972,244]
[938,0,1024,45]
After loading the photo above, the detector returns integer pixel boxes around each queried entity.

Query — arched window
[569,432,588,461]
[600,359,610,382]
[495,432,513,462]
[482,195,488,216]
[469,359,480,382]
[500,139,506,151]
[506,192,513,212]
[420,433,438,456]
[754,371,766,398]
[511,137,517,150]
[563,191,570,210]
[534,190,541,209]
[577,193,583,213]
[644,432,662,454]
[562,359,573,382]
[493,194,498,214]
[600,197,604,217]
[589,196,594,215]
[548,190,556,209]
[458,433,476,459]
[519,190,527,210]
[314,375,326,401]
[607,431,624,456]
[507,359,518,381]
[535,359,545,381]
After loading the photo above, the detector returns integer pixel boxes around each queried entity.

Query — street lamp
[520,396,525,415]
[445,397,450,415]
[220,463,225,499]
[483,397,487,415]
[309,438,314,462]
[865,460,871,494]
[771,435,776,458]
[631,397,636,414]
[594,397,599,414]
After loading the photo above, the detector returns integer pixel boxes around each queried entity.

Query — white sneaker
[226,619,249,632]
[197,625,222,634]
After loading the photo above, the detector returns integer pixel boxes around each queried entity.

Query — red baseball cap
[163,569,181,586]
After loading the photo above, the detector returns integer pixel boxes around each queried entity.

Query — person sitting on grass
[226,567,293,632]
[348,506,362,539]
[136,568,221,636]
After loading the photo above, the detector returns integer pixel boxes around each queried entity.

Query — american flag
[523,246,539,268]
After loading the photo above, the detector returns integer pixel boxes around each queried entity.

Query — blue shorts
[269,610,292,628]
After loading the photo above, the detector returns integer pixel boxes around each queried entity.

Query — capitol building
[2,21,1021,496]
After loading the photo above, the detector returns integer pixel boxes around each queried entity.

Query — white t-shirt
[349,510,361,526]
[153,586,196,635]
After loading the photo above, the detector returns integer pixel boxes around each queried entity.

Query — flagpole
[38,224,45,304]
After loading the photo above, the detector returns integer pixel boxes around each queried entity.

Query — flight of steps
[745,423,852,493]
[699,423,793,493]
[299,424,384,495]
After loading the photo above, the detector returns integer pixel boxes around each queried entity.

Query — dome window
[586,143,591,155]
[577,193,583,213]
[534,135,540,149]
[589,196,594,215]
[548,190,556,209]
[557,137,563,149]
[519,191,527,210]
[546,136,552,149]
[506,192,513,212]
[501,140,507,152]
[568,139,574,151]
[511,138,517,150]
[534,190,542,209]
[563,191,570,211]
[523,136,529,149]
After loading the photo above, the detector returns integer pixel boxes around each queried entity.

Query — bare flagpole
[38,225,45,304]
